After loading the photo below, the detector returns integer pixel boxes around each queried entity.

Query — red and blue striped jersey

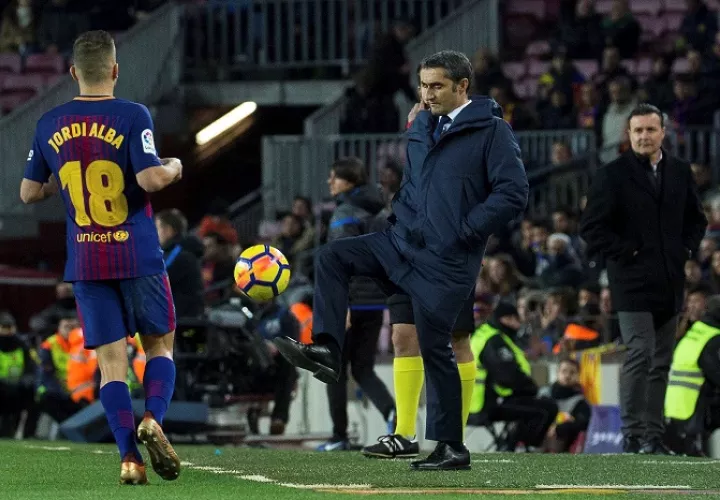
[23,96,166,281]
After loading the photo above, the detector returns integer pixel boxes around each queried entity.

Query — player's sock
[457,361,476,438]
[100,381,142,463]
[143,356,176,425]
[393,356,424,439]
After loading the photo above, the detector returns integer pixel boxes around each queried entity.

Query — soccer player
[20,30,182,485]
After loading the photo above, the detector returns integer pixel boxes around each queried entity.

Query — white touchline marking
[24,445,71,451]
[238,475,275,483]
[536,485,692,490]
[91,450,114,455]
[472,459,514,463]
[277,483,371,489]
[641,460,720,465]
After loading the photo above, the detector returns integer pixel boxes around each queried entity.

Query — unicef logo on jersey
[76,230,130,244]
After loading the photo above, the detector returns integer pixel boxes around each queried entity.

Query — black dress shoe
[410,442,471,471]
[272,336,340,384]
[640,438,675,456]
[623,436,642,454]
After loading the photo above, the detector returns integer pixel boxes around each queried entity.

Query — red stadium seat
[0,53,21,73]
[672,57,690,73]
[503,61,527,81]
[636,14,667,40]
[25,53,66,75]
[663,0,687,12]
[506,0,546,20]
[2,73,45,93]
[575,59,599,79]
[528,59,550,78]
[631,0,662,16]
[636,57,653,79]
[525,40,551,58]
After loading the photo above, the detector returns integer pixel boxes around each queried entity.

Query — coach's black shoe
[273,336,340,384]
[362,434,419,459]
[622,436,642,454]
[640,438,675,456]
[410,442,471,471]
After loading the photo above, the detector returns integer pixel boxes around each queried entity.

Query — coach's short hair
[331,157,367,186]
[419,50,473,89]
[72,30,116,84]
[628,103,665,128]
[156,209,188,236]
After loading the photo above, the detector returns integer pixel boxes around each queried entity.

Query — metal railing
[304,0,500,136]
[228,188,265,244]
[0,2,183,215]
[261,129,596,217]
[185,0,467,75]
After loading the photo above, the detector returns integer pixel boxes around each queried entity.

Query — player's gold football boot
[119,458,148,485]
[137,414,181,481]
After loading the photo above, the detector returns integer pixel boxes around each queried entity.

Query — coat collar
[624,148,669,196]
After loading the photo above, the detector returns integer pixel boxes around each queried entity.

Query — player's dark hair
[628,103,664,128]
[331,157,367,186]
[156,209,188,236]
[72,30,116,85]
[419,50,473,90]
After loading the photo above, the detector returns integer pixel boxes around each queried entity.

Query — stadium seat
[523,78,539,98]
[513,80,530,100]
[25,53,66,75]
[2,73,45,94]
[666,12,683,32]
[525,40,551,58]
[594,0,614,15]
[503,61,527,81]
[672,57,690,73]
[506,15,540,50]
[0,53,21,73]
[636,57,653,79]
[45,74,66,87]
[632,0,662,15]
[575,59,599,79]
[663,0,687,12]
[528,59,550,78]
[506,0,546,20]
[0,93,32,114]
[636,14,667,40]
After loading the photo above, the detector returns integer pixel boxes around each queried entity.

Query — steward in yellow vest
[468,302,558,451]
[0,312,37,438]
[664,301,720,457]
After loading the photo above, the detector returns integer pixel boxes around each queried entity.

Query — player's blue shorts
[73,272,176,349]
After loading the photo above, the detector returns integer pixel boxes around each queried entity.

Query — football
[233,244,291,301]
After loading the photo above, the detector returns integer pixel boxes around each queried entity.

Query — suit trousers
[617,310,678,440]
[312,231,463,442]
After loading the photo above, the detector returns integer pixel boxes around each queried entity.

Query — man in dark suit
[272,50,528,470]
[580,103,707,454]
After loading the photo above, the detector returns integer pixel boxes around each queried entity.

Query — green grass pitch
[3,440,720,499]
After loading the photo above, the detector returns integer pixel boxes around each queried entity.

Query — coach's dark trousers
[617,311,677,440]
[313,231,463,443]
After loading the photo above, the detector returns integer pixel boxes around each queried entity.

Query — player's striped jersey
[23,96,166,281]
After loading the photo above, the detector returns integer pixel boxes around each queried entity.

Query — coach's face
[420,68,468,116]
[629,113,665,158]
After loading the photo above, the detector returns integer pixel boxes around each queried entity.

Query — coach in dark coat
[580,104,707,455]
[273,50,528,470]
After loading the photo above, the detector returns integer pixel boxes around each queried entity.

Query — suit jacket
[579,149,707,312]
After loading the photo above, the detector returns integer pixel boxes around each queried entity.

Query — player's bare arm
[135,158,183,193]
[19,175,58,204]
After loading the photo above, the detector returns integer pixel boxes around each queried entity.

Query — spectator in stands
[378,160,402,208]
[291,195,315,225]
[576,83,600,132]
[671,74,713,130]
[37,0,90,55]
[698,236,717,274]
[201,232,236,300]
[555,0,603,60]
[481,254,524,305]
[552,208,586,258]
[710,250,720,292]
[554,302,602,354]
[29,281,75,341]
[640,55,675,114]
[0,311,36,438]
[490,82,536,131]
[685,259,704,287]
[593,46,636,105]
[471,48,509,95]
[600,0,640,59]
[531,220,552,276]
[0,0,36,54]
[578,282,601,308]
[198,198,239,247]
[599,76,637,163]
[155,209,205,318]
[677,283,713,339]
[540,357,591,453]
[538,87,576,130]
[691,163,720,202]
[509,219,537,278]
[678,0,718,54]
[540,291,570,351]
[271,213,315,267]
[537,46,585,109]
[538,233,585,289]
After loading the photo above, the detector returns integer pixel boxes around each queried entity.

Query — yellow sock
[393,356,424,438]
[457,361,476,438]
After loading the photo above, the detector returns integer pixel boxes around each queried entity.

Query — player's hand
[42,176,59,198]
[407,102,425,124]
